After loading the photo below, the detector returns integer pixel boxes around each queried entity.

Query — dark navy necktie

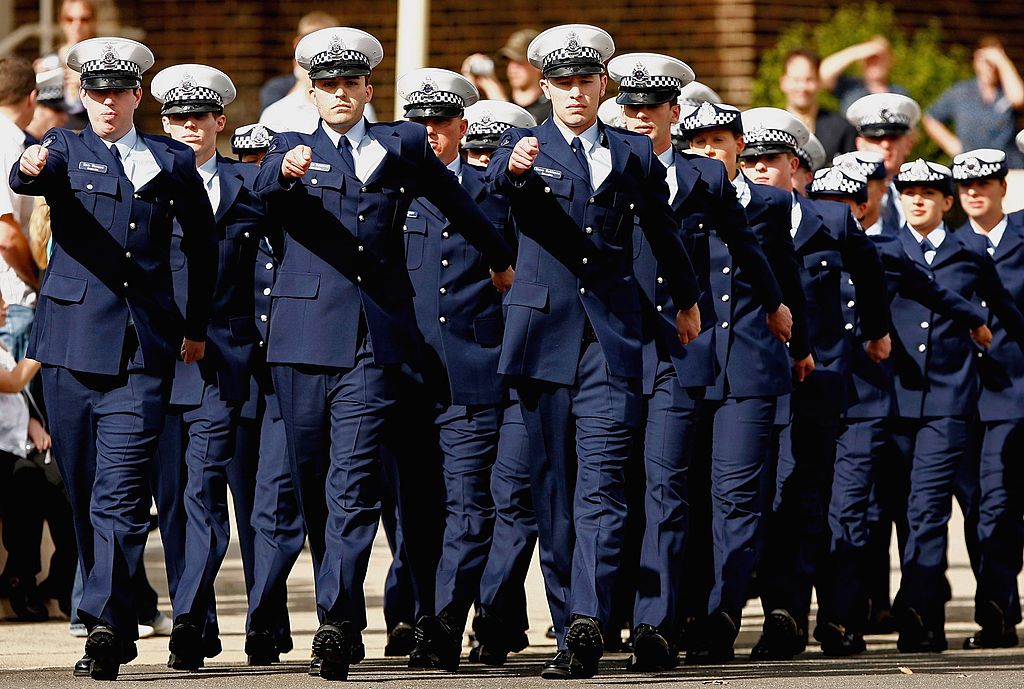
[338,135,357,179]
[919,236,936,263]
[110,145,127,178]
[570,136,592,188]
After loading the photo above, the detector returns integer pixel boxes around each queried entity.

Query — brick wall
[10,0,1024,130]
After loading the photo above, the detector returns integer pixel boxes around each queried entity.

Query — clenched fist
[20,145,49,177]
[766,304,793,343]
[508,137,539,176]
[676,304,701,345]
[281,145,312,179]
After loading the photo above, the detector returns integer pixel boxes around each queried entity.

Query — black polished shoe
[751,609,804,661]
[385,622,416,656]
[964,600,1019,649]
[564,615,603,677]
[814,622,866,657]
[73,655,93,677]
[408,615,461,671]
[546,624,558,639]
[84,625,122,681]
[471,612,529,667]
[626,624,676,671]
[167,617,205,671]
[540,649,587,680]
[311,621,361,681]
[6,577,49,622]
[896,608,947,653]
[685,612,737,665]
[308,658,321,677]
[245,630,280,666]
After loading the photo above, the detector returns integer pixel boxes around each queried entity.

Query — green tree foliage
[751,2,972,163]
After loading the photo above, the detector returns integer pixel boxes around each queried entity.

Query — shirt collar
[865,217,884,236]
[553,117,601,150]
[657,146,674,169]
[196,154,218,185]
[731,170,751,207]
[910,223,947,248]
[321,118,369,150]
[107,127,139,157]
[446,155,462,180]
[971,214,1008,248]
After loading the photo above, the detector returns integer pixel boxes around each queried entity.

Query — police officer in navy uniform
[148,63,273,670]
[675,102,813,664]
[11,37,217,680]
[254,27,515,680]
[739,107,890,660]
[461,100,548,667]
[389,67,513,671]
[606,53,799,671]
[951,149,1024,649]
[486,24,703,679]
[887,159,1024,652]
[231,124,275,164]
[807,161,990,655]
[846,93,921,237]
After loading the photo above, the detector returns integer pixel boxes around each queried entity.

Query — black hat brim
[894,179,953,196]
[739,143,795,158]
[615,89,679,106]
[857,124,910,139]
[161,102,223,116]
[811,190,868,205]
[463,134,501,150]
[404,105,464,120]
[81,75,141,90]
[955,170,1008,184]
[679,120,744,139]
[310,65,371,81]
[543,62,604,78]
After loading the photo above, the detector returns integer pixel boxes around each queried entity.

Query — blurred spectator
[0,57,40,361]
[923,37,1024,168]
[461,28,550,124]
[258,11,376,133]
[25,69,70,144]
[34,0,97,131]
[780,49,857,161]
[819,36,909,114]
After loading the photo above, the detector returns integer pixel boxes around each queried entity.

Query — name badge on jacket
[78,161,108,173]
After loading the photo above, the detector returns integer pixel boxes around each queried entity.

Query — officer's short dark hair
[783,49,821,73]
[0,56,36,106]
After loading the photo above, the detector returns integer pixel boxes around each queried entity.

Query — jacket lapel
[745,182,770,224]
[593,125,628,196]
[461,163,486,202]
[898,224,929,269]
[793,195,823,250]
[994,214,1024,264]
[672,152,701,212]
[215,154,243,222]
[536,117,590,186]
[139,131,174,176]
[928,230,962,269]
[81,128,124,179]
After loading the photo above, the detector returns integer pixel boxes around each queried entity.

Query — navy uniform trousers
[631,155,798,639]
[487,119,700,645]
[889,225,1024,634]
[13,127,217,641]
[255,122,514,629]
[760,195,888,636]
[822,232,986,637]
[953,214,1024,632]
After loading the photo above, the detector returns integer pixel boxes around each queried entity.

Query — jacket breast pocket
[271,271,320,299]
[69,170,120,228]
[40,272,88,304]
[542,176,574,210]
[404,217,427,270]
[804,250,843,279]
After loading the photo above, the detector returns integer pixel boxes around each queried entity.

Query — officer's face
[413,116,468,166]
[541,74,607,131]
[311,76,373,131]
[80,87,141,140]
[688,130,742,176]
[162,112,226,164]
[857,134,912,178]
[959,178,1007,221]
[900,186,953,232]
[741,152,798,191]
[623,102,681,153]
[465,148,494,167]
[780,56,819,110]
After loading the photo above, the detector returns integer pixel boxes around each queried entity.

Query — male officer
[846,93,921,236]
[739,107,890,660]
[807,161,990,655]
[889,159,1024,652]
[486,24,702,679]
[231,123,276,164]
[150,63,273,670]
[11,37,216,680]
[254,27,515,681]
[607,53,799,671]
[679,102,813,664]
[389,67,513,671]
[952,149,1024,649]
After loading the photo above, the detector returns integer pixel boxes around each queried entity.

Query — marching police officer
[231,123,275,164]
[793,134,826,195]
[11,37,217,680]
[739,107,890,660]
[486,24,702,679]
[607,52,797,671]
[253,26,515,680]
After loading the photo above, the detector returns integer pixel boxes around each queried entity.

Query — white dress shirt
[446,155,462,184]
[196,155,220,215]
[552,118,612,190]
[105,127,160,190]
[319,119,387,184]
[909,223,947,264]
[790,192,803,238]
[971,214,1007,252]
[657,147,677,205]
[865,217,884,236]
[731,171,752,208]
